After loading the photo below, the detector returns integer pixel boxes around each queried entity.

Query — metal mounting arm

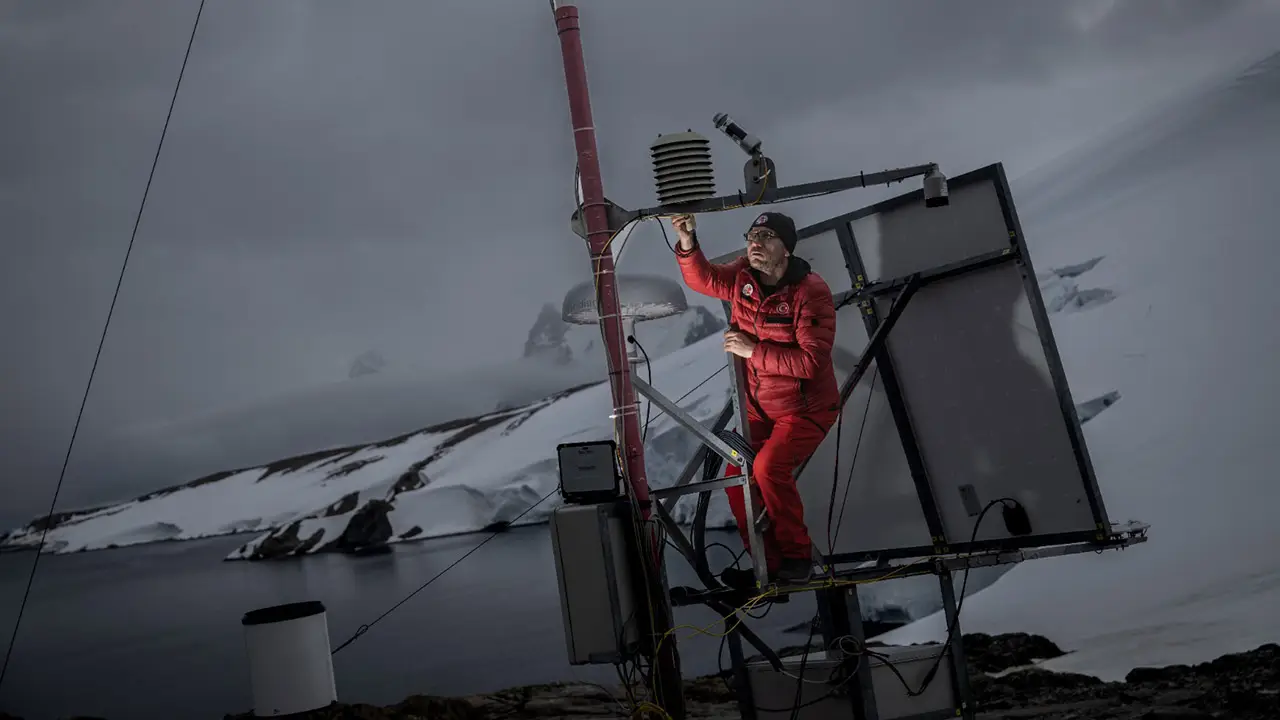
[628,163,944,220]
[633,377,747,470]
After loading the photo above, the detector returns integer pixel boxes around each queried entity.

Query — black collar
[750,255,811,290]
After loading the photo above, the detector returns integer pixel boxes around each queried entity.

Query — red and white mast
[550,5,686,718]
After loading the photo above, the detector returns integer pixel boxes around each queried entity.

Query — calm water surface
[0,528,817,720]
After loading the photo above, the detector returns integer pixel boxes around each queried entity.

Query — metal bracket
[570,196,635,241]
[726,357,769,590]
[658,401,735,512]
[634,377,746,469]
[632,375,768,589]
[628,163,942,221]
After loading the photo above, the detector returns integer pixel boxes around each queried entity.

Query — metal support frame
[936,568,976,720]
[635,377,746,472]
[633,366,769,590]
[727,356,770,590]
[657,401,736,511]
[551,137,1140,717]
[651,164,1147,720]
[671,522,1148,607]
[676,525,1148,720]
[815,587,878,720]
[627,164,941,222]
[805,163,1114,562]
[837,223,951,553]
[548,7,1128,720]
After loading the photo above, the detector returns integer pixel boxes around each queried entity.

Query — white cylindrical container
[242,600,338,717]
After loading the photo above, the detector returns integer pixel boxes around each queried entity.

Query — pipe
[552,3,650,514]
[551,6,684,718]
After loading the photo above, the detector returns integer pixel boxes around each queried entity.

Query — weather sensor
[650,131,716,206]
[923,164,950,207]
[560,273,689,367]
[712,113,762,157]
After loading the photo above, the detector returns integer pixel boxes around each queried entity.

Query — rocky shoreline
[2,633,1275,720]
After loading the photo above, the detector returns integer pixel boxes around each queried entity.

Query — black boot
[772,558,814,585]
[719,567,756,591]
[719,567,789,602]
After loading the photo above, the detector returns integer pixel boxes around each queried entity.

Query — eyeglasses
[745,229,779,245]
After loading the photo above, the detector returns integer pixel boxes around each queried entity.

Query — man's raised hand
[670,214,696,250]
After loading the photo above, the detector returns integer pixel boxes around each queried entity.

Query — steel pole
[551,5,685,718]
[551,2,650,515]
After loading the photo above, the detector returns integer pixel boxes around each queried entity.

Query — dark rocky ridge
[2,633,1275,718]
[212,634,1270,720]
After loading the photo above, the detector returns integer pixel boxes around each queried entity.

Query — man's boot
[718,567,790,602]
[772,558,814,585]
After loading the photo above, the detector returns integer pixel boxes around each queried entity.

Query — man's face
[745,227,788,274]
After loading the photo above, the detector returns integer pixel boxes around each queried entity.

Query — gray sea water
[0,528,820,720]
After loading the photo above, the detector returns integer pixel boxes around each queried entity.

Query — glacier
[875,49,1280,679]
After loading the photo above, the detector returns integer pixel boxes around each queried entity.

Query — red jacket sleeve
[749,277,836,379]
[674,234,740,302]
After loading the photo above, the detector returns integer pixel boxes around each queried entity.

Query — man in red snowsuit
[671,211,840,585]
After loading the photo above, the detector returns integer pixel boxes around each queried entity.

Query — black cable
[704,542,746,569]
[787,617,819,720]
[330,488,557,655]
[645,363,730,428]
[627,335,655,443]
[714,428,755,463]
[656,212,677,253]
[826,367,879,565]
[872,497,1018,697]
[0,0,208,692]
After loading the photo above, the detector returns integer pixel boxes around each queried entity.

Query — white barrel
[242,601,338,717]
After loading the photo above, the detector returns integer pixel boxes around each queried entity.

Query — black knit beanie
[748,211,798,253]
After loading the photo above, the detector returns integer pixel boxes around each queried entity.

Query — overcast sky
[2,0,1278,528]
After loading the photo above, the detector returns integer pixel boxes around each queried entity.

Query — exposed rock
[964,632,1067,674]
[1052,257,1105,278]
[683,305,726,346]
[330,499,394,553]
[349,350,389,379]
[326,457,384,479]
[4,634,1272,719]
[523,303,573,366]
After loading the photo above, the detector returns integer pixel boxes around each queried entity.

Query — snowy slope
[875,50,1280,678]
[0,340,739,558]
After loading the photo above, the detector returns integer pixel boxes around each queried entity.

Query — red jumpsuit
[675,236,841,572]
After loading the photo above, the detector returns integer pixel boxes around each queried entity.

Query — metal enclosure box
[867,644,957,720]
[747,644,956,720]
[556,440,621,503]
[549,502,639,665]
[748,652,854,720]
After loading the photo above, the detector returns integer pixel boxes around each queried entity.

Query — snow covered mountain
[0,257,1117,561]
[876,49,1280,678]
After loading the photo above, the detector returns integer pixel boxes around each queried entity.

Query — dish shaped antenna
[562,273,688,365]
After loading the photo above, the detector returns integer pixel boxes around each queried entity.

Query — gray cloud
[2,0,1277,527]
